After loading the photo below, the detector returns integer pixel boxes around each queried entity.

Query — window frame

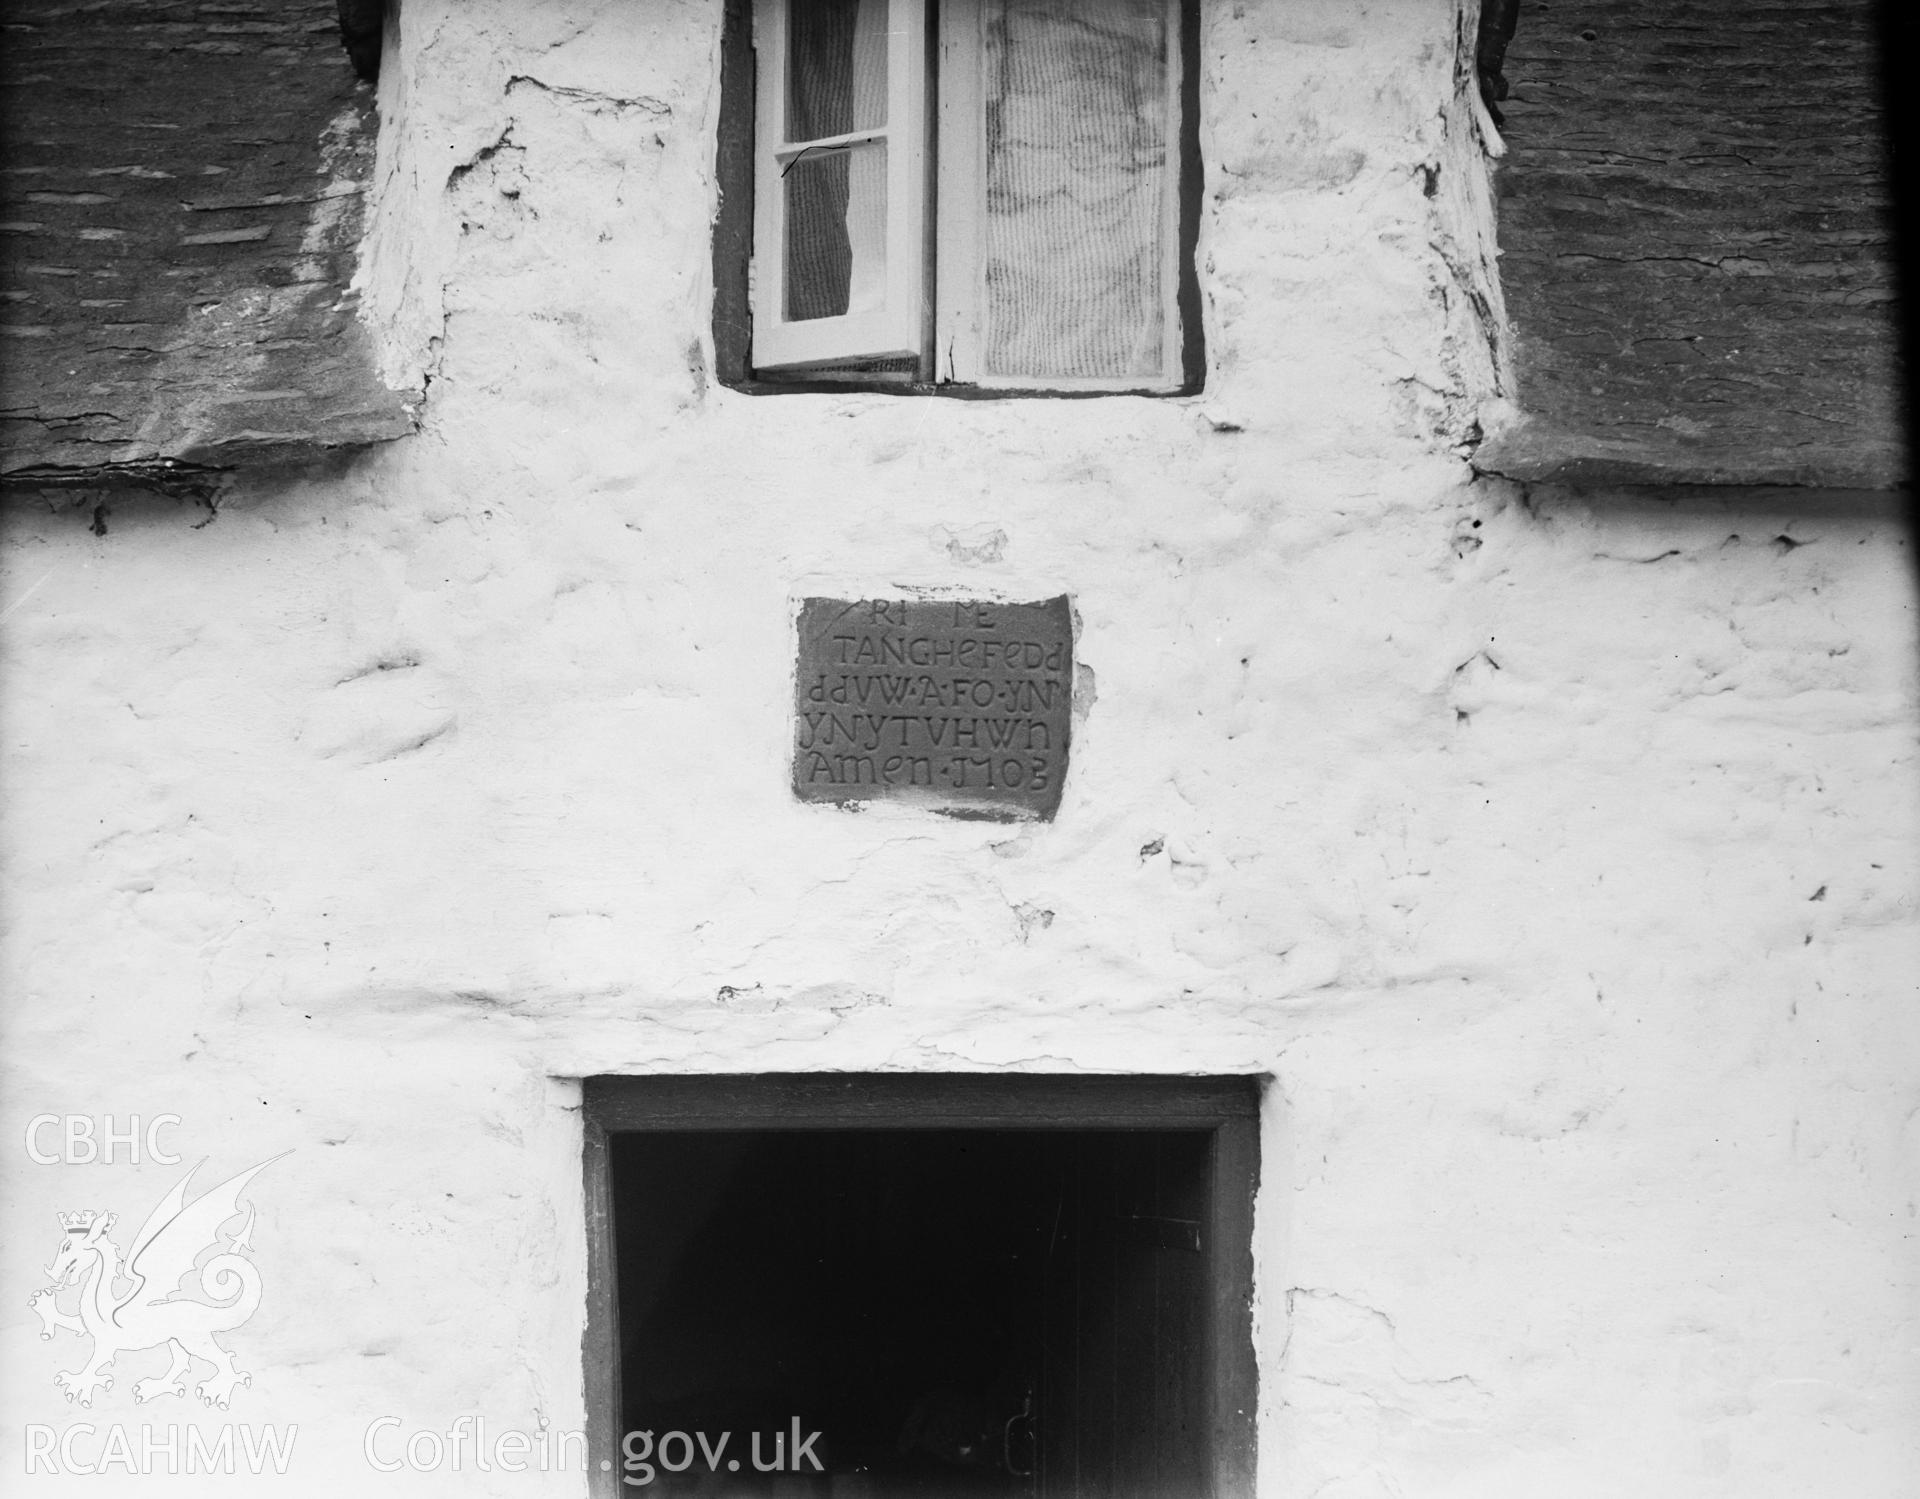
[749,0,930,369]
[579,1072,1260,1497]
[711,0,1207,396]
[931,0,1189,391]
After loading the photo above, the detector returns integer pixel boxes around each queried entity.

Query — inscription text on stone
[792,596,1072,820]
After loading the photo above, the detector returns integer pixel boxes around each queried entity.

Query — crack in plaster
[505,74,671,119]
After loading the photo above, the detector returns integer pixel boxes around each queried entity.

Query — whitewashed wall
[3,0,1915,1495]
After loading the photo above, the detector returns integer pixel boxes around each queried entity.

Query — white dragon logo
[28,1155,282,1410]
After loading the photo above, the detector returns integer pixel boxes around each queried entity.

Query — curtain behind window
[785,0,890,323]
[982,0,1170,379]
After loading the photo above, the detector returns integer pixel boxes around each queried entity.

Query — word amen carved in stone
[792,596,1073,820]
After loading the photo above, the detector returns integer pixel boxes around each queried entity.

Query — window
[714,0,1203,393]
[581,1074,1258,1498]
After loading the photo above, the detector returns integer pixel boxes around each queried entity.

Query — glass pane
[785,142,889,322]
[787,0,889,143]
[982,0,1170,379]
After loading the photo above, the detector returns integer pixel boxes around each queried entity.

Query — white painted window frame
[751,0,929,371]
[934,0,1185,391]
[750,0,1186,390]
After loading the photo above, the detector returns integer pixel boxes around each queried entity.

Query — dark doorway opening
[613,1130,1207,1496]
[584,1075,1258,1499]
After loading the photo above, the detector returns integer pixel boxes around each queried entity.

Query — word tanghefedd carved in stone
[793,596,1072,820]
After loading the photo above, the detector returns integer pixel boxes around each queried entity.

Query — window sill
[723,376,1204,400]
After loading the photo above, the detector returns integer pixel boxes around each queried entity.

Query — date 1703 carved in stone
[793,596,1072,820]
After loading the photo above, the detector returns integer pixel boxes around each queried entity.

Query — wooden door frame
[581,1073,1261,1499]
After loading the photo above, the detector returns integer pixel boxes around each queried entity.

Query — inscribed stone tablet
[793,596,1072,820]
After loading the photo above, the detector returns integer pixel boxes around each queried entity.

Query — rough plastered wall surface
[2,1,1916,1496]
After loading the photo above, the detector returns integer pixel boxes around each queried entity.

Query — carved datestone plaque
[793,596,1072,820]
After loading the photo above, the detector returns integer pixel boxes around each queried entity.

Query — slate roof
[1480,0,1908,487]
[1,0,413,481]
